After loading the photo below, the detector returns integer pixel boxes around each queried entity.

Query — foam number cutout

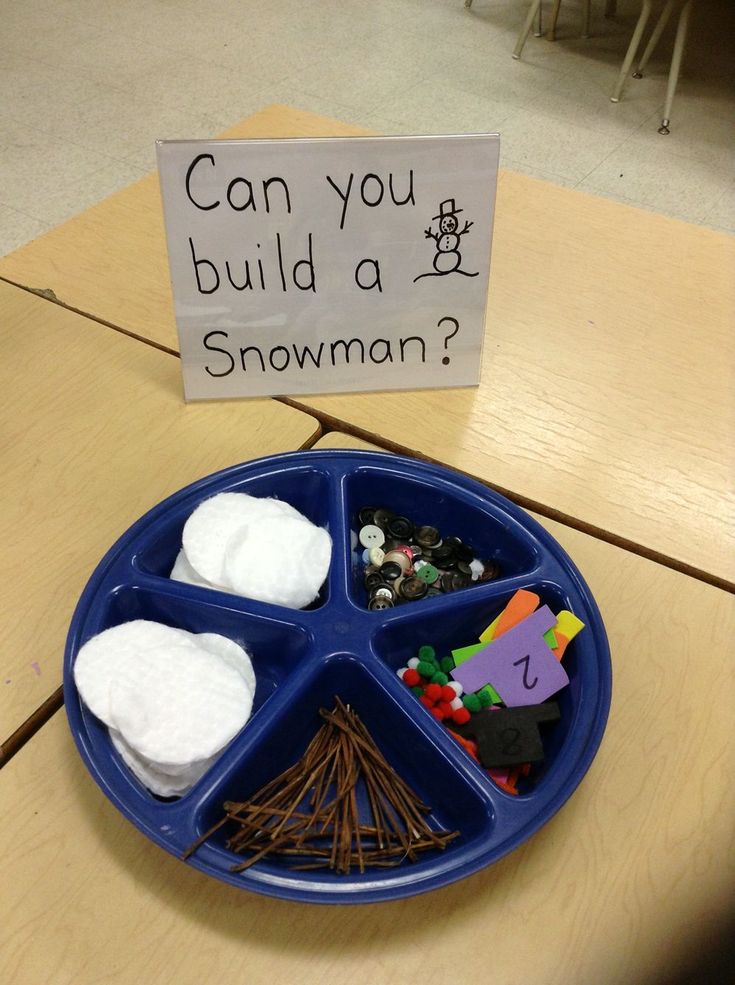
[450,606,569,707]
[452,703,561,767]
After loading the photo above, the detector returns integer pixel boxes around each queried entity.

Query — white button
[359,524,385,548]
[368,546,385,566]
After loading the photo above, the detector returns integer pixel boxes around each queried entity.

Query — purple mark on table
[31,661,41,676]
[450,605,569,706]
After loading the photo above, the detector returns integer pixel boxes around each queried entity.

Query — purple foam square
[450,606,569,706]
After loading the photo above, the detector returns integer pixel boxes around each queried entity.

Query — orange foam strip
[552,631,570,661]
[447,728,480,763]
[494,589,540,639]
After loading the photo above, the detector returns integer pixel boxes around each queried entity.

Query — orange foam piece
[494,589,540,639]
[447,728,480,763]
[552,631,569,661]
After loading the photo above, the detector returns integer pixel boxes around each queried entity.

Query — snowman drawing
[414,198,479,282]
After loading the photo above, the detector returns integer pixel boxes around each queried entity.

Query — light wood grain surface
[1,436,732,985]
[0,105,732,587]
[0,280,319,742]
[0,109,364,353]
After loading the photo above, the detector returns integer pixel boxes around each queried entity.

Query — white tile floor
[1,0,733,256]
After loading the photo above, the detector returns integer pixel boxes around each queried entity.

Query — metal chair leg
[534,0,544,37]
[633,0,676,78]
[611,0,652,102]
[513,0,543,59]
[547,0,562,41]
[658,0,693,133]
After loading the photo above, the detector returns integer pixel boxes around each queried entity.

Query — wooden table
[1,106,732,589]
[1,104,733,985]
[1,431,732,985]
[0,280,319,752]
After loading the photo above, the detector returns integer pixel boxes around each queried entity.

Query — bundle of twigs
[183,698,459,874]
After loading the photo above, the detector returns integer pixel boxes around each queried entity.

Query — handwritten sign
[156,134,499,400]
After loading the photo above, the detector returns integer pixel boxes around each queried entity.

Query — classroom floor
[2,0,734,256]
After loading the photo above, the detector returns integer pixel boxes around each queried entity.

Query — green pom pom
[440,656,455,673]
[417,645,436,662]
[416,660,436,678]
[431,671,449,686]
[463,693,482,713]
[411,686,424,697]
[477,684,501,706]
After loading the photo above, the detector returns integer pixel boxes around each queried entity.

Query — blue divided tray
[64,450,612,904]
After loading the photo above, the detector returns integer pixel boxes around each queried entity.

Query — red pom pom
[430,706,445,720]
[419,694,434,708]
[451,707,471,725]
[440,684,456,702]
[437,701,453,719]
[402,668,420,687]
[424,683,442,703]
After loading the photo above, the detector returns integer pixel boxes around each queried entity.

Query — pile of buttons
[357,506,500,610]
[396,590,585,795]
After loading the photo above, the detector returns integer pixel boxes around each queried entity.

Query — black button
[432,544,455,566]
[415,525,441,549]
[456,560,473,576]
[358,506,377,526]
[454,543,474,563]
[399,576,429,600]
[443,571,472,591]
[364,571,385,589]
[480,560,501,581]
[379,561,403,581]
[386,515,414,540]
[368,596,394,610]
[372,508,396,530]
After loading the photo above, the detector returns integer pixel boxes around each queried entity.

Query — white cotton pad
[170,549,227,591]
[109,729,216,798]
[108,642,252,767]
[182,493,301,585]
[194,632,256,696]
[73,620,198,727]
[224,514,331,609]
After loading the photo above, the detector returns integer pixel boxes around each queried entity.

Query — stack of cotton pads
[171,492,332,609]
[73,620,255,797]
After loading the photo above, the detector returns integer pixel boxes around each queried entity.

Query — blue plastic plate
[64,450,611,904]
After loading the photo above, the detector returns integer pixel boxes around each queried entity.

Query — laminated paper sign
[157,134,499,400]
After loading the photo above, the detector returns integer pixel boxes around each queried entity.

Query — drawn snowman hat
[433,198,463,220]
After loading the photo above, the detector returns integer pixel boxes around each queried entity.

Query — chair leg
[633,0,676,78]
[534,0,543,37]
[610,0,652,102]
[605,0,617,17]
[582,0,591,38]
[547,0,562,42]
[658,0,692,134]
[513,0,544,59]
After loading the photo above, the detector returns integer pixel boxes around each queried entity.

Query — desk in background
[1,107,732,588]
